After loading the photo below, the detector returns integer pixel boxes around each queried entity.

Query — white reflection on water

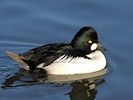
[1,67,107,100]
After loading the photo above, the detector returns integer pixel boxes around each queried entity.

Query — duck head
[71,26,101,53]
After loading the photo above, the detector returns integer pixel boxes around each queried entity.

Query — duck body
[6,26,107,75]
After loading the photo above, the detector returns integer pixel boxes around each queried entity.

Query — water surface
[0,0,133,100]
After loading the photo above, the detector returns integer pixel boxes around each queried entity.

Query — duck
[6,26,106,75]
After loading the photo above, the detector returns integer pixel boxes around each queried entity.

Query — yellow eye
[88,40,92,44]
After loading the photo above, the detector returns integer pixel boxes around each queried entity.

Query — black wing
[21,43,72,70]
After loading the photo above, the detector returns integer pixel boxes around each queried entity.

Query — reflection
[68,79,105,100]
[1,69,38,88]
[45,68,107,83]
[1,68,107,100]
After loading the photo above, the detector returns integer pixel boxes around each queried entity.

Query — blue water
[0,0,133,100]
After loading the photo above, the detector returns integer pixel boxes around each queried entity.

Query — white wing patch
[37,63,45,68]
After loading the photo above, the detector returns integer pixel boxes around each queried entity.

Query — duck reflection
[1,69,38,88]
[68,79,105,100]
[1,68,107,100]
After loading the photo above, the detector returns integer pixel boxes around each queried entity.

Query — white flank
[37,63,45,68]
[39,50,106,75]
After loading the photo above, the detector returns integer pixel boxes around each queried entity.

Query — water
[0,0,133,100]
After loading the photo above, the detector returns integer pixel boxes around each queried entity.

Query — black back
[21,43,72,70]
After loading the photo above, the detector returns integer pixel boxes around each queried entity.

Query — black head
[71,26,100,53]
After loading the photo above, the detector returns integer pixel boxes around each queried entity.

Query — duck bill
[97,42,103,51]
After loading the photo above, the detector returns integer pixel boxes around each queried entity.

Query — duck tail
[5,51,29,70]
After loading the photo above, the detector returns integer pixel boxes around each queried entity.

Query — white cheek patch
[91,43,97,51]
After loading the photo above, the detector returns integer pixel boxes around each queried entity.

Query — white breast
[37,50,106,75]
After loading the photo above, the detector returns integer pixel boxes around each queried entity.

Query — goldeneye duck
[6,26,106,75]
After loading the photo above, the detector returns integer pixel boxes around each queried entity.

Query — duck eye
[88,40,92,44]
